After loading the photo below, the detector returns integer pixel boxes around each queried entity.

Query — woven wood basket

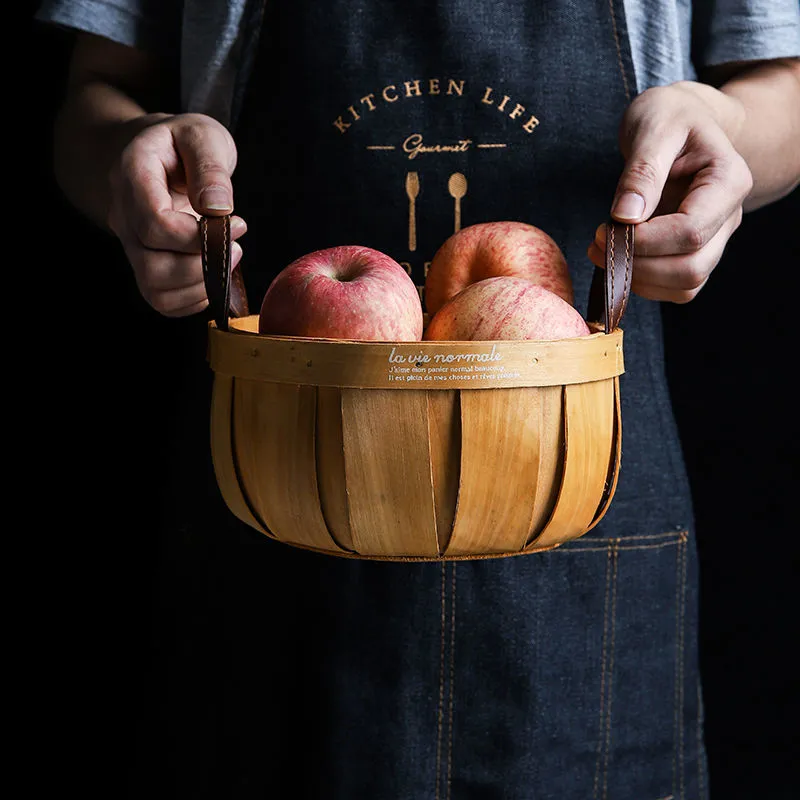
[201,216,633,561]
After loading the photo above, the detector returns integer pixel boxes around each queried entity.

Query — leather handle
[200,214,249,331]
[587,220,634,333]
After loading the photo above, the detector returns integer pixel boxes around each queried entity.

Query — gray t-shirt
[36,0,800,126]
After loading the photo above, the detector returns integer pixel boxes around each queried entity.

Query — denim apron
[152,2,707,798]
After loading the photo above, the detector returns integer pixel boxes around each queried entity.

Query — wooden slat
[528,379,615,549]
[233,380,342,552]
[340,389,438,557]
[315,387,355,551]
[427,390,461,553]
[209,375,274,538]
[584,376,623,532]
[445,388,542,556]
[526,385,565,542]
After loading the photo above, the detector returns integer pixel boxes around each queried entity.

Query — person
[34,0,800,797]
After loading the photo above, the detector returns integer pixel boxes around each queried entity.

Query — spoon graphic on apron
[405,171,420,251]
[448,173,467,233]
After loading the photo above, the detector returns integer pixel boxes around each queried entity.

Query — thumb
[612,123,686,223]
[172,117,238,216]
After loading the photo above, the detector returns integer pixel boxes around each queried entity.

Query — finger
[587,238,707,303]
[632,212,740,293]
[591,213,741,302]
[149,281,211,317]
[612,123,688,223]
[627,276,710,304]
[138,242,244,292]
[633,162,750,258]
[172,118,238,216]
[131,210,245,256]
[122,149,247,252]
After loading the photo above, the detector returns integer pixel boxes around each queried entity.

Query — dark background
[27,5,797,797]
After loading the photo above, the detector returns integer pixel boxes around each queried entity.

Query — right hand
[107,112,246,317]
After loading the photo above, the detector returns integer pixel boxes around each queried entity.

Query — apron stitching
[557,540,684,554]
[446,564,458,800]
[607,0,632,103]
[672,534,685,797]
[602,540,620,800]
[435,561,447,800]
[678,533,688,800]
[697,679,707,800]
[593,541,614,800]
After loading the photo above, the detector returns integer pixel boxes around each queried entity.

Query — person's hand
[588,82,753,303]
[107,112,246,317]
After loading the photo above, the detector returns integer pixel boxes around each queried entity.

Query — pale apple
[424,276,590,342]
[258,245,423,341]
[424,221,574,316]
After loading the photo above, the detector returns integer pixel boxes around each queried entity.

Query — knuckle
[677,257,710,291]
[624,160,661,190]
[133,213,167,248]
[177,116,236,171]
[673,286,702,305]
[737,158,754,196]
[735,205,744,228]
[149,295,175,316]
[194,159,231,184]
[142,282,179,316]
[677,220,708,253]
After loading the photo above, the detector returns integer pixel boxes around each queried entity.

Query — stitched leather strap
[587,221,634,333]
[200,215,249,331]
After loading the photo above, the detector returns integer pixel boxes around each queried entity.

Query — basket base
[258,536,563,562]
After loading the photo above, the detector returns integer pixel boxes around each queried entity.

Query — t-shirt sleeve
[693,0,800,67]
[34,0,181,56]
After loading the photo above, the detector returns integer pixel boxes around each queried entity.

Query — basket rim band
[207,319,624,389]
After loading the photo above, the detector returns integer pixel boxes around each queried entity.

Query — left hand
[588,82,753,303]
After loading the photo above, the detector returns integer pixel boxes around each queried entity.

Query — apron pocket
[446,531,705,800]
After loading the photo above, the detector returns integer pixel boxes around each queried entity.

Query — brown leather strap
[587,221,634,333]
[200,214,249,331]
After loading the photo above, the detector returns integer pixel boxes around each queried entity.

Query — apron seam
[592,539,619,800]
[603,541,620,800]
[446,563,457,800]
[608,0,633,102]
[672,532,689,798]
[435,560,447,800]
[592,542,611,798]
[697,679,707,800]
[556,537,688,555]
[679,534,688,800]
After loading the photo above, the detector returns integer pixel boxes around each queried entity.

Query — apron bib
[155,2,707,797]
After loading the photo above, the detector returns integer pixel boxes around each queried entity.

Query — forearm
[683,58,800,211]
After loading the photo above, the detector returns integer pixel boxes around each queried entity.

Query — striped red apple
[424,276,590,342]
[259,245,423,341]
[424,221,574,316]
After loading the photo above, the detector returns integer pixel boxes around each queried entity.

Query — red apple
[424,276,590,342]
[258,245,423,341]
[424,221,574,316]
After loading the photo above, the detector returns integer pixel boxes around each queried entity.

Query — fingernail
[231,216,247,235]
[200,186,233,212]
[612,192,645,221]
